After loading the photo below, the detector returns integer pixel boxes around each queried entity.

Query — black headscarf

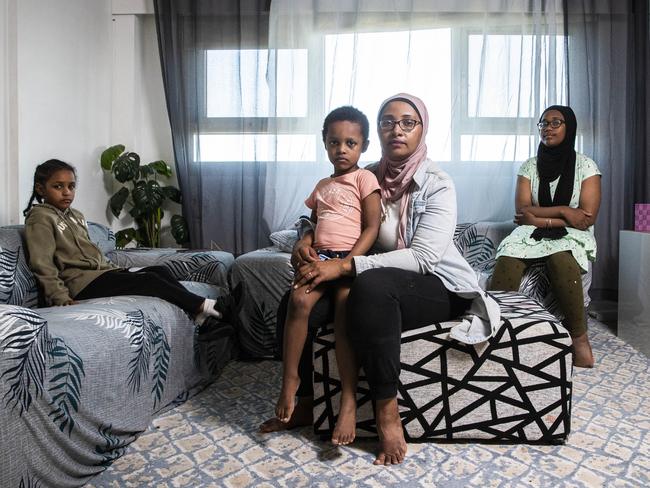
[531,105,577,241]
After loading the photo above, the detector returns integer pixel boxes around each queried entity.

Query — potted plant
[100,144,189,248]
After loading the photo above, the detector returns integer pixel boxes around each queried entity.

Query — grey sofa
[232,221,575,443]
[232,221,592,359]
[0,222,236,487]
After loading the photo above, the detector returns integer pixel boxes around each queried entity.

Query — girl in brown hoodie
[24,159,227,325]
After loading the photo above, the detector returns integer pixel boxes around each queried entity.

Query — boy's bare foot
[373,397,407,466]
[259,396,313,433]
[573,333,595,368]
[331,395,356,445]
[275,375,301,422]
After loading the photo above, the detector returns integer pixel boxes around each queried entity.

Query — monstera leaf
[162,186,182,204]
[148,160,173,177]
[109,187,129,218]
[115,228,137,249]
[112,152,140,183]
[100,144,125,171]
[171,215,189,244]
[132,180,164,213]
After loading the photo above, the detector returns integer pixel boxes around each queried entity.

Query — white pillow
[269,229,298,253]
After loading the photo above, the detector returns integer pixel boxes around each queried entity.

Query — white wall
[136,16,174,175]
[137,16,179,247]
[0,0,174,232]
[16,0,112,224]
[0,0,19,225]
[110,10,177,244]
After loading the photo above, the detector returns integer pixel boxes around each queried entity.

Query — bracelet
[546,218,552,229]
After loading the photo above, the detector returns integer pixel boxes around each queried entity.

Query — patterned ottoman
[313,291,573,443]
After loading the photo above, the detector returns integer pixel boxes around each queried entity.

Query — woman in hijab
[261,93,501,466]
[489,105,601,368]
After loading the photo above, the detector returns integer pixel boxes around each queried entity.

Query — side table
[617,230,650,356]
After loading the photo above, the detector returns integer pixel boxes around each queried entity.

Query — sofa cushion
[231,248,294,358]
[106,248,234,288]
[87,221,116,255]
[269,229,299,253]
[0,227,38,308]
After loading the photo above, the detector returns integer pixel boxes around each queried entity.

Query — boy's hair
[321,106,370,143]
[23,159,77,216]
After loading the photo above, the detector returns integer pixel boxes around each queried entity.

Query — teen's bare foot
[573,333,595,368]
[331,395,356,445]
[275,375,301,422]
[373,397,407,465]
[259,396,313,433]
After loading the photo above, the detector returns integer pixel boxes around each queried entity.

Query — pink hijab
[376,93,429,249]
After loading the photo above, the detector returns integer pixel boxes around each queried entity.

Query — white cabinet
[617,231,650,356]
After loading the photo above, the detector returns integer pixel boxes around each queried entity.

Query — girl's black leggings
[75,266,204,316]
[276,267,471,400]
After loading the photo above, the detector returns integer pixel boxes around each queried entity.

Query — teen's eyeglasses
[537,119,565,130]
[379,119,421,132]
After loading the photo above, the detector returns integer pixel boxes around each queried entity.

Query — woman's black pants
[276,267,471,400]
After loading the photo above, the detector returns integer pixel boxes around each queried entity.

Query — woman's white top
[375,199,400,252]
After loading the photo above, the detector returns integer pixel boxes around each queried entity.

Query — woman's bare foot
[260,396,313,433]
[275,375,301,422]
[373,397,407,465]
[331,394,356,445]
[573,333,595,368]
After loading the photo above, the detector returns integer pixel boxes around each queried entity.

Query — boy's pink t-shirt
[305,168,380,251]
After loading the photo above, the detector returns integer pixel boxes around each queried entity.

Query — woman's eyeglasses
[379,119,421,132]
[537,119,565,130]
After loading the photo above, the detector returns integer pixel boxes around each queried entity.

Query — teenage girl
[489,105,601,367]
[23,158,225,324]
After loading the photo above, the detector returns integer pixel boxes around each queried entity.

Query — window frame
[196,20,568,164]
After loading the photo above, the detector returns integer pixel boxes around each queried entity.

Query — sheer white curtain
[251,0,569,234]
[193,0,568,253]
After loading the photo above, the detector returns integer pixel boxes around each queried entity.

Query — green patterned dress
[495,153,601,273]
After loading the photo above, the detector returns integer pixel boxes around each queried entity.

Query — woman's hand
[514,210,540,227]
[294,259,347,292]
[561,207,592,231]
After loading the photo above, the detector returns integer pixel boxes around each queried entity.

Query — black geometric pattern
[313,291,572,443]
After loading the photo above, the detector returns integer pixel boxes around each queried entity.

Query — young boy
[275,106,381,445]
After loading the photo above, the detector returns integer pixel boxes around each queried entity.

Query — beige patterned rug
[89,319,650,487]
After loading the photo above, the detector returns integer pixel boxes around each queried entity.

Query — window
[324,29,452,163]
[197,23,567,164]
[199,48,314,161]
[206,49,308,118]
[461,32,567,161]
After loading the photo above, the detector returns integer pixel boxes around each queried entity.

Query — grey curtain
[629,1,650,208]
[153,0,648,302]
[566,0,649,300]
[154,0,271,253]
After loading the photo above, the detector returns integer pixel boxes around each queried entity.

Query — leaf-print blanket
[0,297,225,486]
[0,224,236,487]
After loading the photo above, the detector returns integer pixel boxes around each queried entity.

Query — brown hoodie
[25,204,116,306]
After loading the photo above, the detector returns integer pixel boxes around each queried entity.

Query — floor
[88,317,650,487]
